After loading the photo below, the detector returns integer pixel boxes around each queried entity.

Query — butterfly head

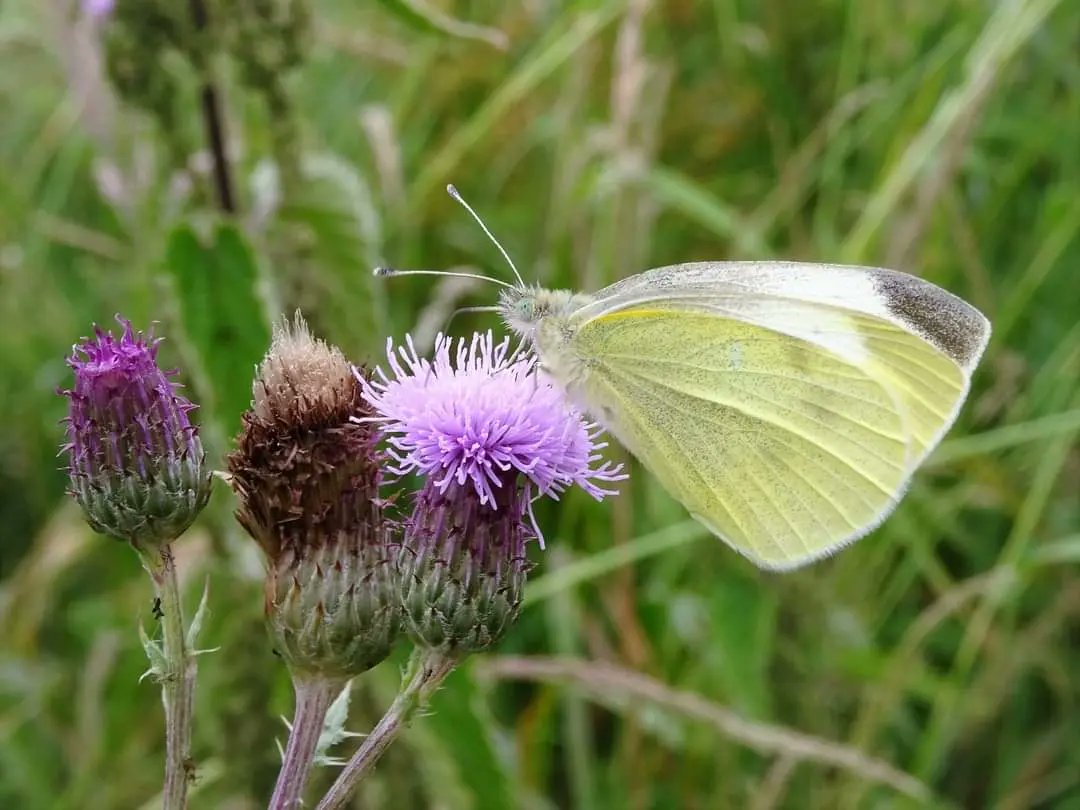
[499,287,576,339]
[376,187,584,343]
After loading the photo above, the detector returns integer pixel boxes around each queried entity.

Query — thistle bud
[228,315,399,679]
[398,478,530,651]
[361,333,625,655]
[60,317,211,550]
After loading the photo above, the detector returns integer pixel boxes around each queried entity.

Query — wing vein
[864,345,961,392]
[741,435,862,532]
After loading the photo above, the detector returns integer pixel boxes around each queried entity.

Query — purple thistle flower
[60,316,211,548]
[362,331,623,520]
[360,331,624,653]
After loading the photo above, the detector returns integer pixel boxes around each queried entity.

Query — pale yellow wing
[559,266,988,569]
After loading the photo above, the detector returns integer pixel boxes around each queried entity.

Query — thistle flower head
[228,314,399,679]
[60,316,210,548]
[363,331,623,514]
[361,332,624,654]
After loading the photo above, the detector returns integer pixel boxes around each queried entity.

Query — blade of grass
[841,0,1065,261]
[523,520,708,609]
[411,3,621,206]
[477,656,934,803]
[639,166,766,257]
[912,382,1080,779]
[374,0,508,50]
[929,409,1080,465]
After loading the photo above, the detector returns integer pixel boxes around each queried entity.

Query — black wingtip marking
[874,272,988,369]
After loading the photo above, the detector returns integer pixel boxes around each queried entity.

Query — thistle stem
[141,544,196,810]
[313,651,457,810]
[268,676,344,810]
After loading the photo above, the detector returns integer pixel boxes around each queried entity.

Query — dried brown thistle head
[227,314,399,679]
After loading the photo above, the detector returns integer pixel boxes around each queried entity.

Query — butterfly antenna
[440,305,501,334]
[446,184,526,288]
[373,266,515,289]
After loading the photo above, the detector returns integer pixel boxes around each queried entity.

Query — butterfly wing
[555,262,989,569]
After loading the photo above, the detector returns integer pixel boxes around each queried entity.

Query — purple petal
[359,331,626,510]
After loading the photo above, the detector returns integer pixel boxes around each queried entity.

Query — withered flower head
[228,314,399,679]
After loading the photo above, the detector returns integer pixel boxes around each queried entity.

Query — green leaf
[163,223,272,440]
[186,578,211,650]
[276,153,389,352]
[138,620,165,682]
[315,680,361,766]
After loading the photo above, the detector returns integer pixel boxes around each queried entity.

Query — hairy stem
[142,545,196,810]
[313,651,457,810]
[268,675,344,810]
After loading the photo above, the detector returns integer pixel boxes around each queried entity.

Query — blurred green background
[1,0,1078,807]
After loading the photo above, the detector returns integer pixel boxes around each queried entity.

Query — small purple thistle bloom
[64,318,198,475]
[360,331,624,653]
[61,316,211,547]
